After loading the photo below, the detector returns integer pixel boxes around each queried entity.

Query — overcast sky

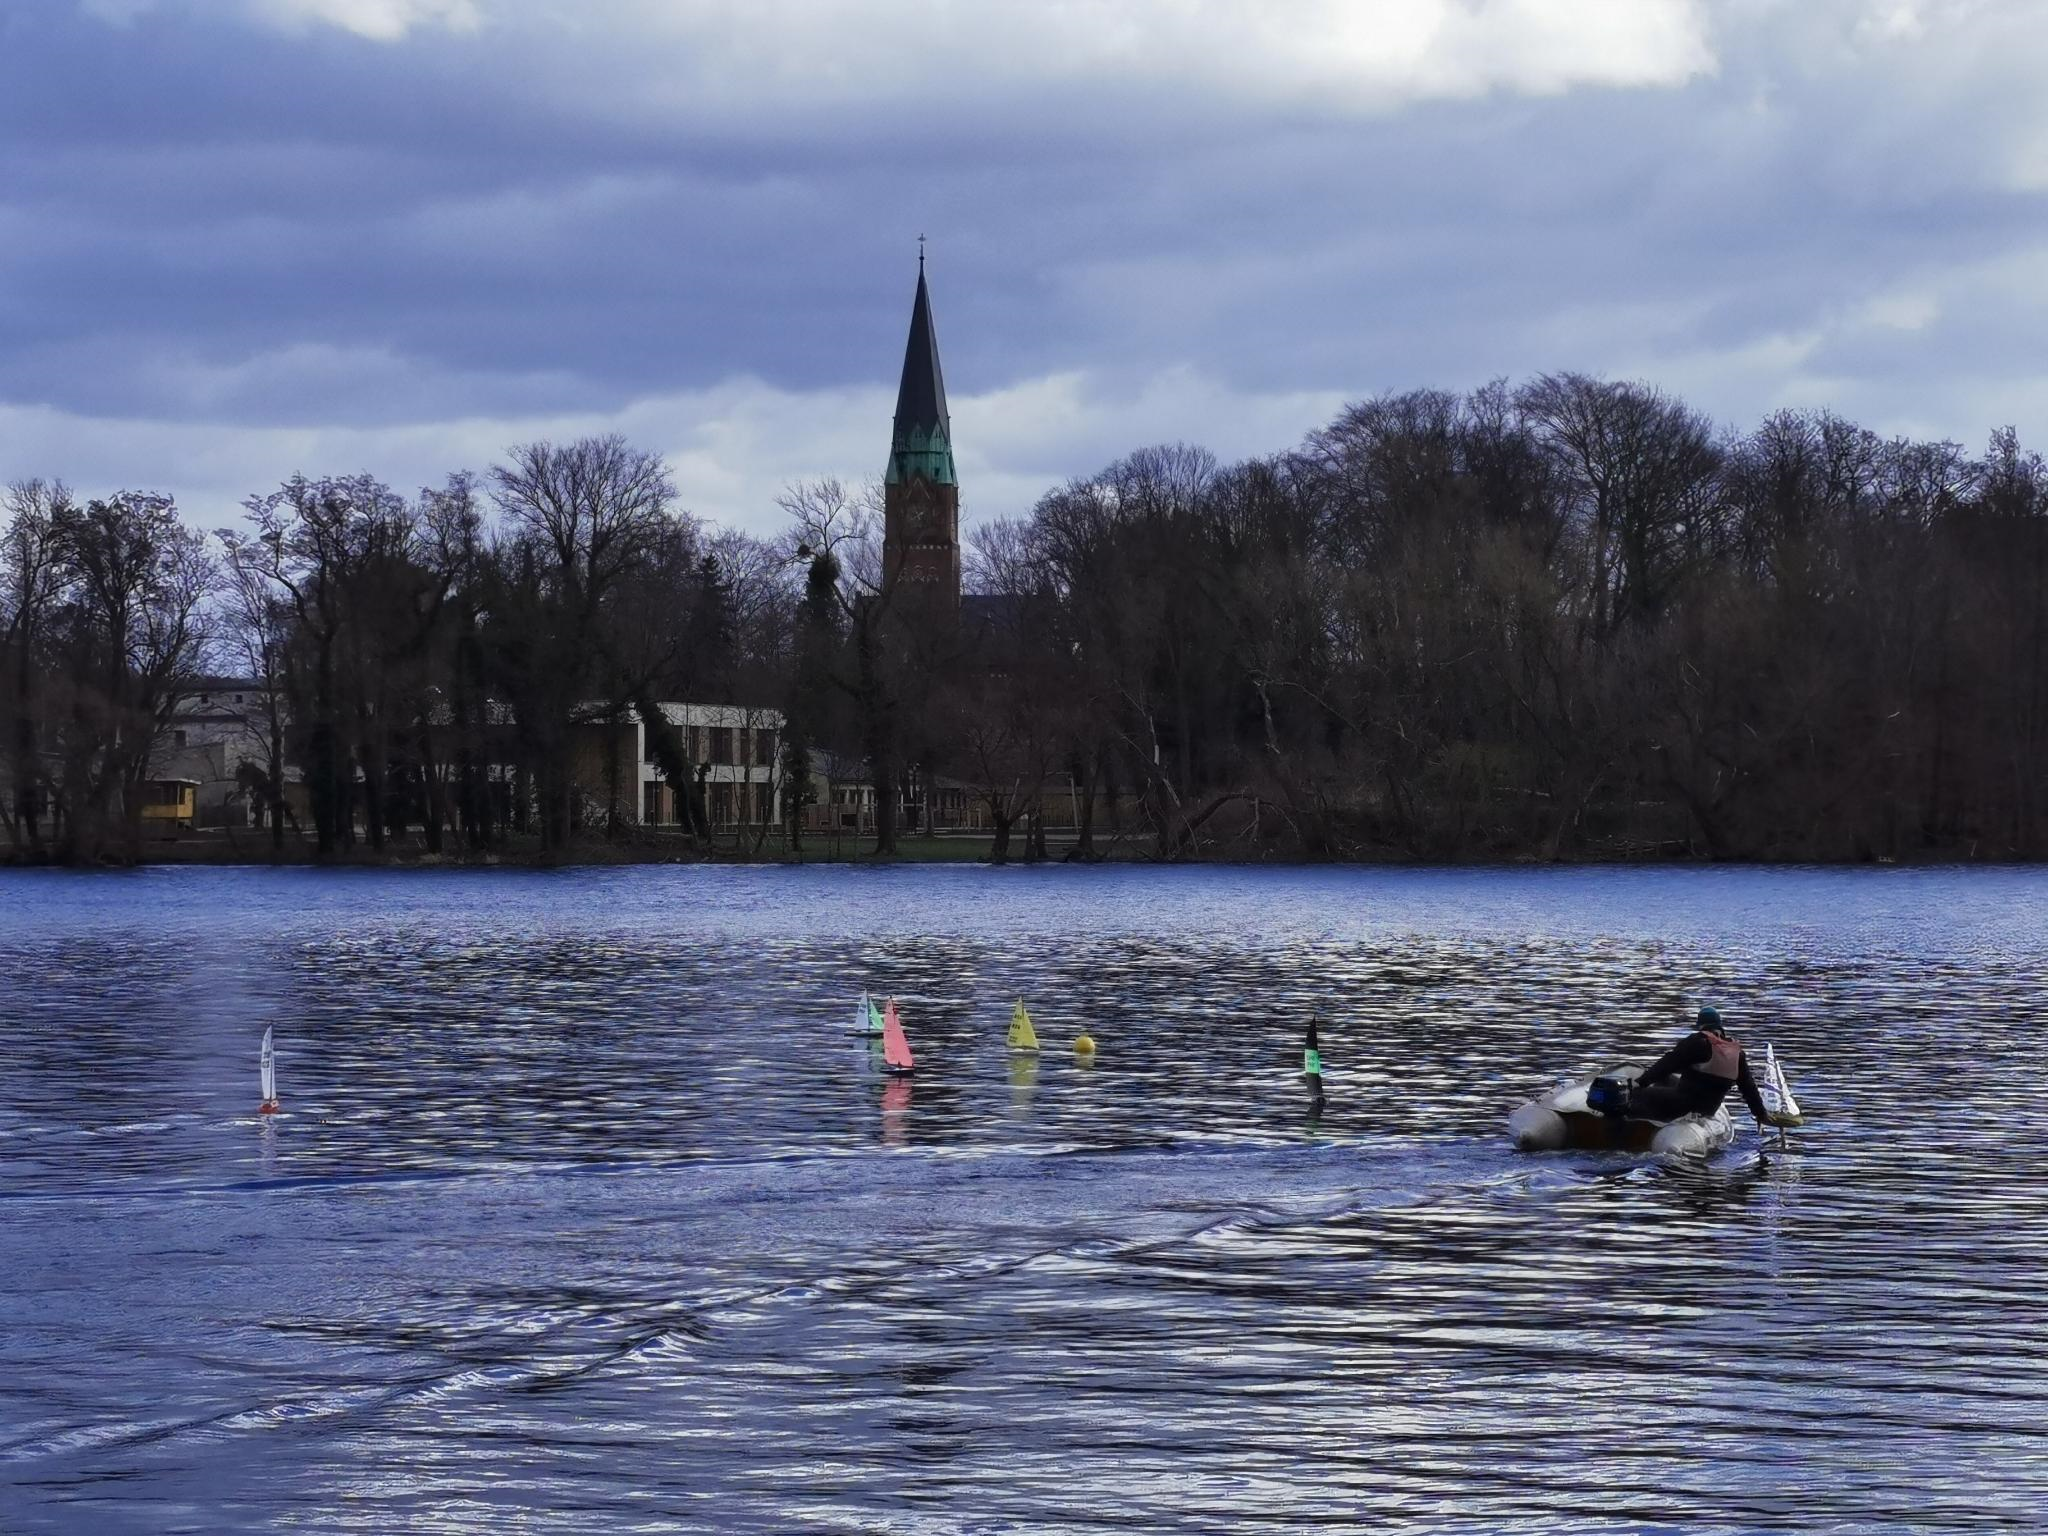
[2,0,2045,536]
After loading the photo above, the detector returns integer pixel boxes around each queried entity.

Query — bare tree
[236,474,409,857]
[215,534,297,849]
[777,477,913,854]
[1518,374,1728,637]
[1,481,72,853]
[44,492,214,860]
[489,435,677,849]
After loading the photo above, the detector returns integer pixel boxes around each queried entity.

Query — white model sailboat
[1759,1043,1803,1127]
[258,1026,279,1115]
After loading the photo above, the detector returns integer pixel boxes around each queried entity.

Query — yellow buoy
[1073,1032,1096,1057]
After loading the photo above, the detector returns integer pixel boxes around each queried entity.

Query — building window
[710,726,733,765]
[643,782,663,824]
[710,781,733,824]
[755,730,774,767]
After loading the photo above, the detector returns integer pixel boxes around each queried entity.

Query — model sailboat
[1759,1044,1803,1127]
[881,997,915,1075]
[858,990,885,1035]
[258,1026,279,1115]
[1007,999,1040,1053]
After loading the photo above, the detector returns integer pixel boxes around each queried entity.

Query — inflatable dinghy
[1509,1064,1734,1157]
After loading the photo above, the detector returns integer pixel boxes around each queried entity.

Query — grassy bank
[5,826,1958,869]
[6,827,1160,868]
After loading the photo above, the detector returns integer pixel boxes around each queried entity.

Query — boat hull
[1510,1067,1735,1157]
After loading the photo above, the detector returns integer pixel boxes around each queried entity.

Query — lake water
[1,864,2044,1534]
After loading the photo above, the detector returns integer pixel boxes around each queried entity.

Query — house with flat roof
[633,702,786,831]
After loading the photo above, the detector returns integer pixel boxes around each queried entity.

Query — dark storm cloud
[0,4,1707,419]
[2,1,2046,528]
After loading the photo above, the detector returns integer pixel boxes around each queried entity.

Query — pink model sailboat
[881,996,915,1075]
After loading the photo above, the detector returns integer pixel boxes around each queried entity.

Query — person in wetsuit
[1630,1006,1784,1126]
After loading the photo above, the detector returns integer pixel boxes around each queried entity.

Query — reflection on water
[880,1074,912,1147]
[2,864,2046,1532]
[1008,1053,1039,1116]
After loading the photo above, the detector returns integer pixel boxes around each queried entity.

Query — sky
[3,0,2047,538]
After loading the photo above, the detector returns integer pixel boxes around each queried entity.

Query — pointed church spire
[888,250,955,488]
[881,249,962,619]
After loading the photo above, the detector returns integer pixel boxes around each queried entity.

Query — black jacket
[1638,1029,1771,1122]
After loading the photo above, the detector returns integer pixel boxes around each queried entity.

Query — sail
[859,990,885,1035]
[1760,1044,1804,1125]
[259,1026,276,1106]
[882,997,915,1073]
[868,995,886,1034]
[1008,999,1040,1052]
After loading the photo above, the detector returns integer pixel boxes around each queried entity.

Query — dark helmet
[1697,1004,1724,1033]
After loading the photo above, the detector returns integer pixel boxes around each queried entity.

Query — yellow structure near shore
[139,779,198,831]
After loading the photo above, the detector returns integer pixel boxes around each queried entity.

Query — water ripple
[1,864,2045,1533]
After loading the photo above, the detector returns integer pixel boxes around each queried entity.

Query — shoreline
[0,831,1981,871]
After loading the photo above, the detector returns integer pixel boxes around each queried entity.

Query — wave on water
[3,864,2046,1532]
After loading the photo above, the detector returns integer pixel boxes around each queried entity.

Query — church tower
[882,252,961,625]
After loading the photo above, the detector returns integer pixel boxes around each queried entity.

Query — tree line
[5,374,2047,864]
[1,437,787,861]
[949,377,2048,862]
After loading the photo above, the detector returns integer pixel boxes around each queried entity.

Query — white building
[631,702,786,830]
[158,678,288,827]
[153,684,790,837]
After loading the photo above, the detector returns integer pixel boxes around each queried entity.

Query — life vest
[1698,1030,1742,1081]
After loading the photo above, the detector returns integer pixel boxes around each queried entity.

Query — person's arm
[1736,1050,1773,1123]
[1636,1032,1706,1087]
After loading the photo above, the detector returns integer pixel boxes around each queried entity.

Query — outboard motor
[1586,1075,1630,1118]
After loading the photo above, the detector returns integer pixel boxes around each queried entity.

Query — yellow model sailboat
[1007,999,1040,1053]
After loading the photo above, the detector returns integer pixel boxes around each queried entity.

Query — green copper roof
[886,264,956,487]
